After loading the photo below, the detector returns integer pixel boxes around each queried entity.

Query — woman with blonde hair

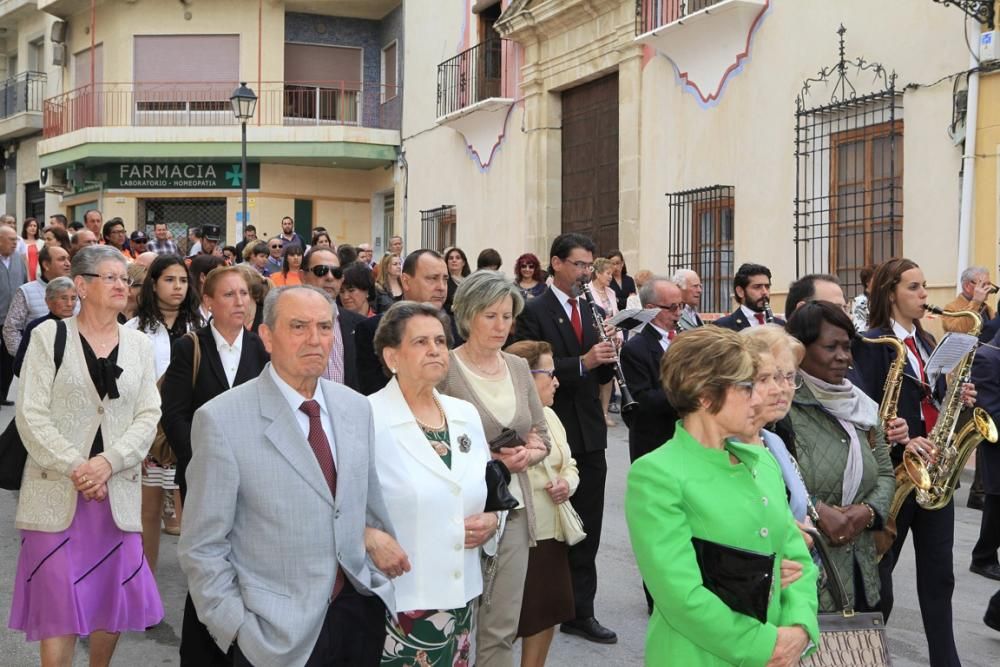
[376,252,404,302]
[588,257,621,426]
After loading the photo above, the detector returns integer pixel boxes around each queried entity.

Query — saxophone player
[851,258,976,667]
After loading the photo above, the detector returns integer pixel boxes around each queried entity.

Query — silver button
[762,496,769,506]
[759,527,769,538]
[97,406,104,414]
[840,438,847,444]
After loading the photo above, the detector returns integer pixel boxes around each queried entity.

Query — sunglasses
[521,263,536,269]
[309,264,343,279]
[269,244,283,249]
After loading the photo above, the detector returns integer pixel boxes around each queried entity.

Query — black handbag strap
[54,320,66,372]
[803,526,853,615]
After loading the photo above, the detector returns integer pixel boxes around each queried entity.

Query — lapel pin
[458,434,471,453]
[558,318,564,324]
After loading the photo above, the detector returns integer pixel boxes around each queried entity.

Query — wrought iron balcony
[635,0,730,34]
[42,80,401,139]
[437,38,516,120]
[0,71,46,119]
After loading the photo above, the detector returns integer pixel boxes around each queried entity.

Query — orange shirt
[270,271,302,286]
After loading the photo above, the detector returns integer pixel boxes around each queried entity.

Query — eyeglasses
[651,303,682,312]
[732,380,755,396]
[521,263,536,269]
[309,264,344,279]
[530,369,556,378]
[81,272,134,287]
[566,260,594,272]
[269,244,283,250]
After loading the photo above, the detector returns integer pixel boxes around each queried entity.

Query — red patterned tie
[568,298,583,345]
[754,312,766,326]
[903,337,939,432]
[299,399,345,599]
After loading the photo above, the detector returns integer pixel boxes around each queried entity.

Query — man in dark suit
[355,249,451,395]
[970,329,1000,581]
[784,273,847,320]
[671,268,704,330]
[512,233,618,643]
[713,262,783,330]
[620,276,682,615]
[302,247,366,392]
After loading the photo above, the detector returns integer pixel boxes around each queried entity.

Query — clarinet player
[512,233,619,644]
[852,258,976,667]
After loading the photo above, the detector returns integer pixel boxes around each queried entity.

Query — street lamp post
[230,82,258,241]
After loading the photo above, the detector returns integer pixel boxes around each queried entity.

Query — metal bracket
[930,0,995,29]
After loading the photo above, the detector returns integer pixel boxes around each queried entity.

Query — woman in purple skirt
[10,245,164,666]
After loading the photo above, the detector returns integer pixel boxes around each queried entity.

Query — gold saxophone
[902,306,998,510]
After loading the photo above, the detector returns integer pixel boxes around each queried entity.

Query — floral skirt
[382,602,476,666]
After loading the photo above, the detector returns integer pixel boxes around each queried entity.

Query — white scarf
[799,370,879,505]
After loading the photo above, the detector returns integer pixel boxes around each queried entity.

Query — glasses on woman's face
[81,272,134,287]
[732,380,756,397]
[521,263,536,269]
[530,368,556,378]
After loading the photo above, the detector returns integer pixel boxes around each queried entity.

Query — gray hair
[961,266,989,285]
[374,301,452,377]
[672,269,697,289]
[70,245,127,278]
[261,285,335,330]
[638,276,674,308]
[45,276,75,300]
[451,270,525,339]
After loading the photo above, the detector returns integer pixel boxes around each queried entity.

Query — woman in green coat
[626,327,819,667]
[785,301,895,613]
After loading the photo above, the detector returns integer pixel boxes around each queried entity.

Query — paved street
[0,407,997,665]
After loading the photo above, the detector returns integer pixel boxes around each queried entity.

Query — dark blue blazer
[971,332,1000,494]
[713,307,785,332]
[620,324,677,462]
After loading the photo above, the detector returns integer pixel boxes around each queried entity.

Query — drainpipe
[957,17,980,286]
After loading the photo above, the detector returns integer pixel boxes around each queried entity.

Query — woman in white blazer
[370,301,498,667]
[9,245,164,665]
[125,254,203,570]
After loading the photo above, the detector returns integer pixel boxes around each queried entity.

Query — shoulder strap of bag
[802,526,852,615]
[54,319,67,372]
[185,331,201,388]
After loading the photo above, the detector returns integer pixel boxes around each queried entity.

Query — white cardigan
[368,378,490,613]
[15,317,161,532]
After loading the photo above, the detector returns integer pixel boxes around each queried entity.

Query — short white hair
[672,269,697,289]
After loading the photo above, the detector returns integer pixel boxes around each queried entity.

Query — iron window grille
[420,205,456,253]
[794,26,902,302]
[666,185,734,314]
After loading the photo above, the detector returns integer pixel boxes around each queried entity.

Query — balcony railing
[0,71,47,119]
[437,38,516,119]
[635,0,726,34]
[42,80,401,139]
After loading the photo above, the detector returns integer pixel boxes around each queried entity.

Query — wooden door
[561,73,619,254]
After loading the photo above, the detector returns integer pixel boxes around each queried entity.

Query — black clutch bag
[691,537,775,623]
[484,459,518,512]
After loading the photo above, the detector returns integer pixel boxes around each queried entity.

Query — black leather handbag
[691,537,775,623]
[800,528,891,666]
[484,459,518,512]
[0,321,67,491]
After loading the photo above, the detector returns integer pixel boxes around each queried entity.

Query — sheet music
[609,308,659,334]
[925,333,978,383]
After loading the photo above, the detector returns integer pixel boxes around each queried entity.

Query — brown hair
[660,327,757,417]
[203,265,248,298]
[868,258,920,331]
[504,340,554,370]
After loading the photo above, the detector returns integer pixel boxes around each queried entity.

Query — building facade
[21,0,403,249]
[402,0,980,314]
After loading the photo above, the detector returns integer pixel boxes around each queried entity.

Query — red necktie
[902,337,939,432]
[299,400,345,599]
[754,312,766,326]
[568,298,583,345]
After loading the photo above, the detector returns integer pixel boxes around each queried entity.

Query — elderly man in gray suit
[179,285,409,667]
[0,225,27,405]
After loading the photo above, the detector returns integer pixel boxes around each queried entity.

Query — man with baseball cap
[125,230,149,260]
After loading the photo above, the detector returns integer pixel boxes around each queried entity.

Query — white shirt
[550,283,580,320]
[649,323,674,352]
[210,322,244,388]
[890,319,930,423]
[268,365,337,466]
[740,304,767,327]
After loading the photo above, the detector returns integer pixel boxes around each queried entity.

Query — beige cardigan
[438,350,550,544]
[15,317,161,532]
[528,407,580,541]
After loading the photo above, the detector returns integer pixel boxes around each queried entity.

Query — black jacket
[713,307,786,331]
[850,325,944,466]
[511,288,614,454]
[337,308,366,393]
[971,332,1000,494]
[160,325,270,498]
[620,324,677,462]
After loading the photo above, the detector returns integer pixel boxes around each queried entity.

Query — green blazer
[626,424,819,667]
[786,383,895,611]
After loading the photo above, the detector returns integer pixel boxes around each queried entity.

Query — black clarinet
[762,297,776,324]
[578,283,638,415]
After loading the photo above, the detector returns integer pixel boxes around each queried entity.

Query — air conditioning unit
[41,168,67,193]
[50,21,67,44]
[52,43,66,67]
